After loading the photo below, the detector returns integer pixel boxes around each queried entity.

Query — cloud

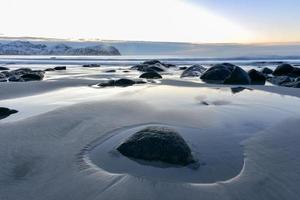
[0,0,254,43]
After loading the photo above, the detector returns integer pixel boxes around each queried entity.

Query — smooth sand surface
[0,67,300,200]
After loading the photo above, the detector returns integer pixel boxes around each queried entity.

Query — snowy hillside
[0,41,121,55]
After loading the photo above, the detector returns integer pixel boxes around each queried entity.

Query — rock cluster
[266,64,300,88]
[0,68,45,82]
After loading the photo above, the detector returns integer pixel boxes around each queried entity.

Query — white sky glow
[0,0,255,43]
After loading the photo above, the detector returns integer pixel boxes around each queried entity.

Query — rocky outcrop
[117,126,196,166]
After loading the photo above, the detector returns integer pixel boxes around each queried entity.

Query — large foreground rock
[201,63,251,84]
[181,64,206,78]
[117,126,195,166]
[0,107,18,120]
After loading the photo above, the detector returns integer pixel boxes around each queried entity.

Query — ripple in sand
[82,124,245,184]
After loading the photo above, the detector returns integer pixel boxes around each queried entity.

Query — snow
[0,41,121,55]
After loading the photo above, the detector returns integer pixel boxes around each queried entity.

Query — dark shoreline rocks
[0,107,18,120]
[1,68,45,82]
[117,126,196,166]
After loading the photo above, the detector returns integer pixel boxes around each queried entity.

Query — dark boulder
[223,66,251,84]
[114,78,136,86]
[82,64,101,68]
[11,68,32,76]
[273,64,294,76]
[143,60,162,65]
[98,78,139,87]
[54,66,66,70]
[142,60,175,68]
[0,107,18,120]
[44,68,55,72]
[163,63,177,68]
[0,67,9,71]
[201,63,250,84]
[268,76,292,86]
[179,66,188,70]
[8,76,24,82]
[0,72,6,79]
[181,64,206,78]
[117,126,196,166]
[21,72,44,81]
[105,69,116,73]
[139,72,162,79]
[200,64,233,84]
[261,67,273,75]
[248,69,266,85]
[231,87,253,94]
[288,67,300,77]
[0,73,7,82]
[282,81,300,88]
[131,63,167,72]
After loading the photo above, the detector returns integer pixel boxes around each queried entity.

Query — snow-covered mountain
[0,41,121,55]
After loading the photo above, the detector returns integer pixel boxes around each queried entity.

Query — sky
[0,0,299,44]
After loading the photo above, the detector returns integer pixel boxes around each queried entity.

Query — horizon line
[1,35,300,46]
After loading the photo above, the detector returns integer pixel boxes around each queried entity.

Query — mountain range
[0,41,121,55]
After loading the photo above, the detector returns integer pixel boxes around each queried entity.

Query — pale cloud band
[0,0,258,43]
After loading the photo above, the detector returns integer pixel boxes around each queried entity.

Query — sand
[0,66,300,200]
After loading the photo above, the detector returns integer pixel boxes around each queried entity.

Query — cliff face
[0,41,121,56]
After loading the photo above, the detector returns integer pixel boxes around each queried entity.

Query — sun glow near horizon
[0,0,255,43]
